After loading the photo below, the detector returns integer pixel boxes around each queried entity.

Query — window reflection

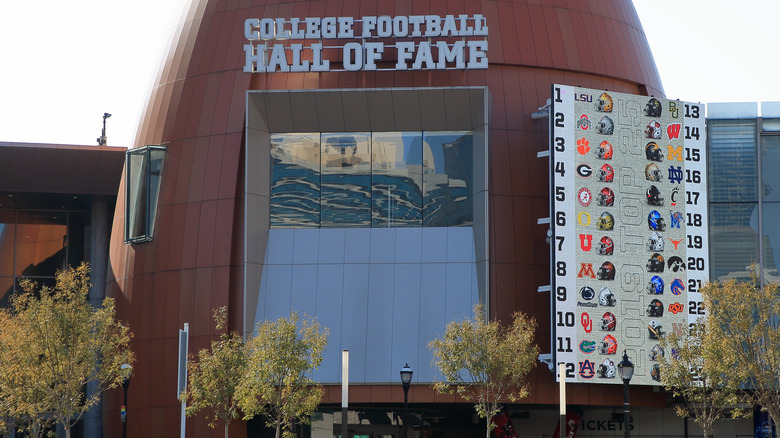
[269,131,473,228]
[0,210,81,309]
[125,145,166,243]
[0,211,15,277]
[15,212,67,278]
[372,132,423,227]
[321,133,372,227]
[0,276,13,309]
[271,133,321,227]
[759,135,780,280]
[423,132,473,226]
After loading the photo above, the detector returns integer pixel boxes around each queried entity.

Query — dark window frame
[124,145,166,244]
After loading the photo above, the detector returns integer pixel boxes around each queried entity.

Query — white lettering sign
[243,14,488,73]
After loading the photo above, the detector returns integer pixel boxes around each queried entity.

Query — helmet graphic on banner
[597,262,616,280]
[601,312,616,331]
[646,253,665,273]
[647,275,665,294]
[649,344,665,361]
[597,164,614,182]
[647,231,665,251]
[597,236,614,256]
[651,364,661,381]
[647,298,664,317]
[596,212,615,231]
[598,287,616,306]
[645,120,662,139]
[647,185,664,206]
[596,92,614,112]
[644,98,662,117]
[597,187,614,206]
[645,163,663,181]
[648,320,664,339]
[597,358,616,378]
[596,116,614,135]
[645,142,664,162]
[597,141,613,159]
[580,286,596,301]
[648,210,666,231]
[599,334,617,354]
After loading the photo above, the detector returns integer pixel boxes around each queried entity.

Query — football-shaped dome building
[106,0,665,436]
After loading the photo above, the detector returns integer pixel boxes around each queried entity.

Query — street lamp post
[120,363,133,438]
[617,352,634,438]
[97,112,111,146]
[400,364,413,438]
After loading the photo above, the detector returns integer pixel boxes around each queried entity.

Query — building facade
[707,102,780,285]
[97,0,752,437]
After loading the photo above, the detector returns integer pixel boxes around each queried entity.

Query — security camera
[530,109,549,120]
[104,113,112,119]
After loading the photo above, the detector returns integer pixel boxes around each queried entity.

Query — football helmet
[648,210,666,231]
[645,163,663,182]
[597,236,614,256]
[646,253,665,273]
[647,185,664,206]
[596,116,614,135]
[648,320,664,340]
[597,141,613,159]
[596,212,615,231]
[601,312,616,331]
[645,120,662,139]
[645,142,664,162]
[599,287,616,306]
[597,187,614,206]
[647,298,664,317]
[596,92,614,112]
[651,363,661,382]
[646,231,665,251]
[597,164,614,182]
[668,256,685,272]
[597,358,616,378]
[597,262,616,280]
[649,344,665,361]
[644,98,662,117]
[599,334,618,355]
[580,286,595,301]
[647,275,665,294]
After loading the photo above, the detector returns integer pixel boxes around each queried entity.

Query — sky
[0,0,778,147]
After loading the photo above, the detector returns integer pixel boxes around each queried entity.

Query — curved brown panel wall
[106,1,665,436]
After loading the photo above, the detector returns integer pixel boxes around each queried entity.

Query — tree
[181,307,248,438]
[0,308,53,438]
[6,263,134,438]
[659,318,744,438]
[428,304,539,438]
[704,272,780,428]
[237,313,328,438]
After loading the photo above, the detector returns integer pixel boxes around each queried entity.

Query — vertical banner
[550,85,708,385]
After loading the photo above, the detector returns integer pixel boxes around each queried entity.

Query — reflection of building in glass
[708,102,780,284]
[270,131,473,228]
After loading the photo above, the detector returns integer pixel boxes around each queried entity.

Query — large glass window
[760,134,780,279]
[270,133,321,227]
[125,145,166,243]
[371,132,423,227]
[269,131,473,228]
[707,118,759,281]
[321,133,372,227]
[0,210,84,308]
[423,131,473,227]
